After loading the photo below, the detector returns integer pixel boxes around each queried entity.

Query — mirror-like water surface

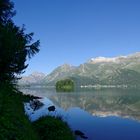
[21,88,140,140]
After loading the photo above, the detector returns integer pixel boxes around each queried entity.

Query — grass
[33,116,75,140]
[0,84,75,140]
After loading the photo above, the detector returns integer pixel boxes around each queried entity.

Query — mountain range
[18,72,46,86]
[19,52,140,88]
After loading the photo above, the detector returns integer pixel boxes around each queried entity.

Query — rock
[81,135,88,139]
[48,105,55,112]
[74,130,88,139]
[75,130,85,136]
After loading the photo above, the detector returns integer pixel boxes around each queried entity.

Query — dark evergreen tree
[0,0,40,83]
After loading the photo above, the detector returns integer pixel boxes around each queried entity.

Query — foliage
[0,0,15,24]
[56,79,74,92]
[0,85,75,140]
[33,116,75,140]
[0,85,39,140]
[0,0,40,84]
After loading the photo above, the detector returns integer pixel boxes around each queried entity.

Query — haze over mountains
[19,72,46,85]
[19,52,140,88]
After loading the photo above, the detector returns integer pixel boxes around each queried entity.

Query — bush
[33,116,75,140]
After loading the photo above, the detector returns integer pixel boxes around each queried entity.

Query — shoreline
[0,84,75,140]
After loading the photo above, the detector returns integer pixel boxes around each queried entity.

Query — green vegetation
[33,116,75,140]
[0,84,39,140]
[56,79,74,92]
[0,0,40,84]
[43,53,140,88]
[0,84,75,140]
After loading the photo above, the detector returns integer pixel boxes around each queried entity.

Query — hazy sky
[12,0,140,75]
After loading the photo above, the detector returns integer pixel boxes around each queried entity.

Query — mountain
[44,52,140,88]
[18,72,46,86]
[18,52,140,88]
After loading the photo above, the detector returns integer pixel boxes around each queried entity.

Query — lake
[21,88,140,140]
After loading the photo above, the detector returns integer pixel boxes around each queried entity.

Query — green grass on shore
[33,116,75,140]
[0,84,75,140]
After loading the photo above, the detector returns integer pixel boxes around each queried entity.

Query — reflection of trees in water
[21,88,140,120]
[49,89,140,121]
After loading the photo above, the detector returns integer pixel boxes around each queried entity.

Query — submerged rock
[30,99,44,111]
[81,135,88,139]
[75,130,88,139]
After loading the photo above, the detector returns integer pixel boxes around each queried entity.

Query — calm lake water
[21,88,140,140]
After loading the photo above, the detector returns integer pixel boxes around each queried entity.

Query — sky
[12,0,140,75]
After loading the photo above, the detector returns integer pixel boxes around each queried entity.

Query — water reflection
[21,88,140,121]
[22,88,140,140]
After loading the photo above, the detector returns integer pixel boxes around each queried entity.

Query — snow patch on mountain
[89,56,127,64]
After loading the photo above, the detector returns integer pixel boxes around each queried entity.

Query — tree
[0,0,40,83]
[56,79,74,92]
[0,0,15,24]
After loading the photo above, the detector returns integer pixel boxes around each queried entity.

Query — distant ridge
[18,72,46,86]
[19,52,140,88]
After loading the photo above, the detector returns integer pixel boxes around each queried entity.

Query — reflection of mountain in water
[21,88,140,121]
[48,89,140,121]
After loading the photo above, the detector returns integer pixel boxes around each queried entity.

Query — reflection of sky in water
[21,88,140,121]
[67,107,140,140]
[24,98,140,140]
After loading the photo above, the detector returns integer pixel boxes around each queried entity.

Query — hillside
[19,52,140,88]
